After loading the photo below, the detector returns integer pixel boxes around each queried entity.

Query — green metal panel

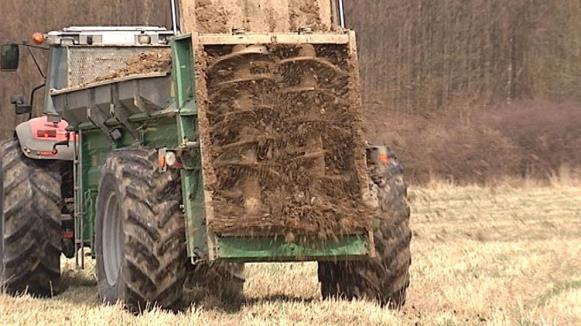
[80,129,109,242]
[215,236,370,262]
[171,35,208,260]
[141,117,181,148]
[79,116,180,245]
[76,36,203,258]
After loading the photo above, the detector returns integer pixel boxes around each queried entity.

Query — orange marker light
[32,33,45,45]
[158,153,166,169]
[378,153,390,165]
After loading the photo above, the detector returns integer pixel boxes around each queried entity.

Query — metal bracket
[87,106,122,141]
[133,95,153,114]
[110,85,139,139]
[172,35,209,262]
[71,129,90,269]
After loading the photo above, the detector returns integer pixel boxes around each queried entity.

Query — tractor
[0,0,411,312]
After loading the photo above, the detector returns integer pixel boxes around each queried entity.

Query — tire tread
[1,140,62,296]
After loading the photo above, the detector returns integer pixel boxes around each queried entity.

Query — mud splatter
[89,50,172,84]
[196,0,230,33]
[289,0,325,31]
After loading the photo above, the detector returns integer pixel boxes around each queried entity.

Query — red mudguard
[15,116,76,160]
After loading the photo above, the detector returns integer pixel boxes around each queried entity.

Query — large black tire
[95,149,187,312]
[318,154,412,308]
[0,140,62,296]
[95,148,245,312]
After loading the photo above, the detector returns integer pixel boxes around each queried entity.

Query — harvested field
[199,43,371,238]
[1,183,579,324]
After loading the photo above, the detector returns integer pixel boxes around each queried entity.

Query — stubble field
[0,182,579,325]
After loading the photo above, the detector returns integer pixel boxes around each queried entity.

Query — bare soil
[198,43,370,238]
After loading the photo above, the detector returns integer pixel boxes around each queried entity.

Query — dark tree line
[346,0,581,113]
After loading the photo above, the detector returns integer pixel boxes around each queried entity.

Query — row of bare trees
[346,0,581,113]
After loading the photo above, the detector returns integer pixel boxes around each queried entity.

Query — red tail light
[37,129,57,138]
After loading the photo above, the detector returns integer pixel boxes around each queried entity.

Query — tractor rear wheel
[318,154,411,308]
[95,149,187,312]
[0,140,62,296]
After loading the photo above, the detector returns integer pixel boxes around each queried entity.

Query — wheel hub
[102,192,122,286]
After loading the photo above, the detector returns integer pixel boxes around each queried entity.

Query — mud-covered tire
[95,149,187,312]
[0,140,62,296]
[318,154,411,308]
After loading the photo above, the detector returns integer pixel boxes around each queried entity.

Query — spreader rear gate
[193,33,376,261]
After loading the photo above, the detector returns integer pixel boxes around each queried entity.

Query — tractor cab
[0,27,174,160]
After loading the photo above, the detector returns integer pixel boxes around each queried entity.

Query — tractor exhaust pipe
[338,0,346,28]
[171,0,180,35]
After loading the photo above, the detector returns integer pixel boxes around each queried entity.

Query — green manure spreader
[0,1,411,313]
